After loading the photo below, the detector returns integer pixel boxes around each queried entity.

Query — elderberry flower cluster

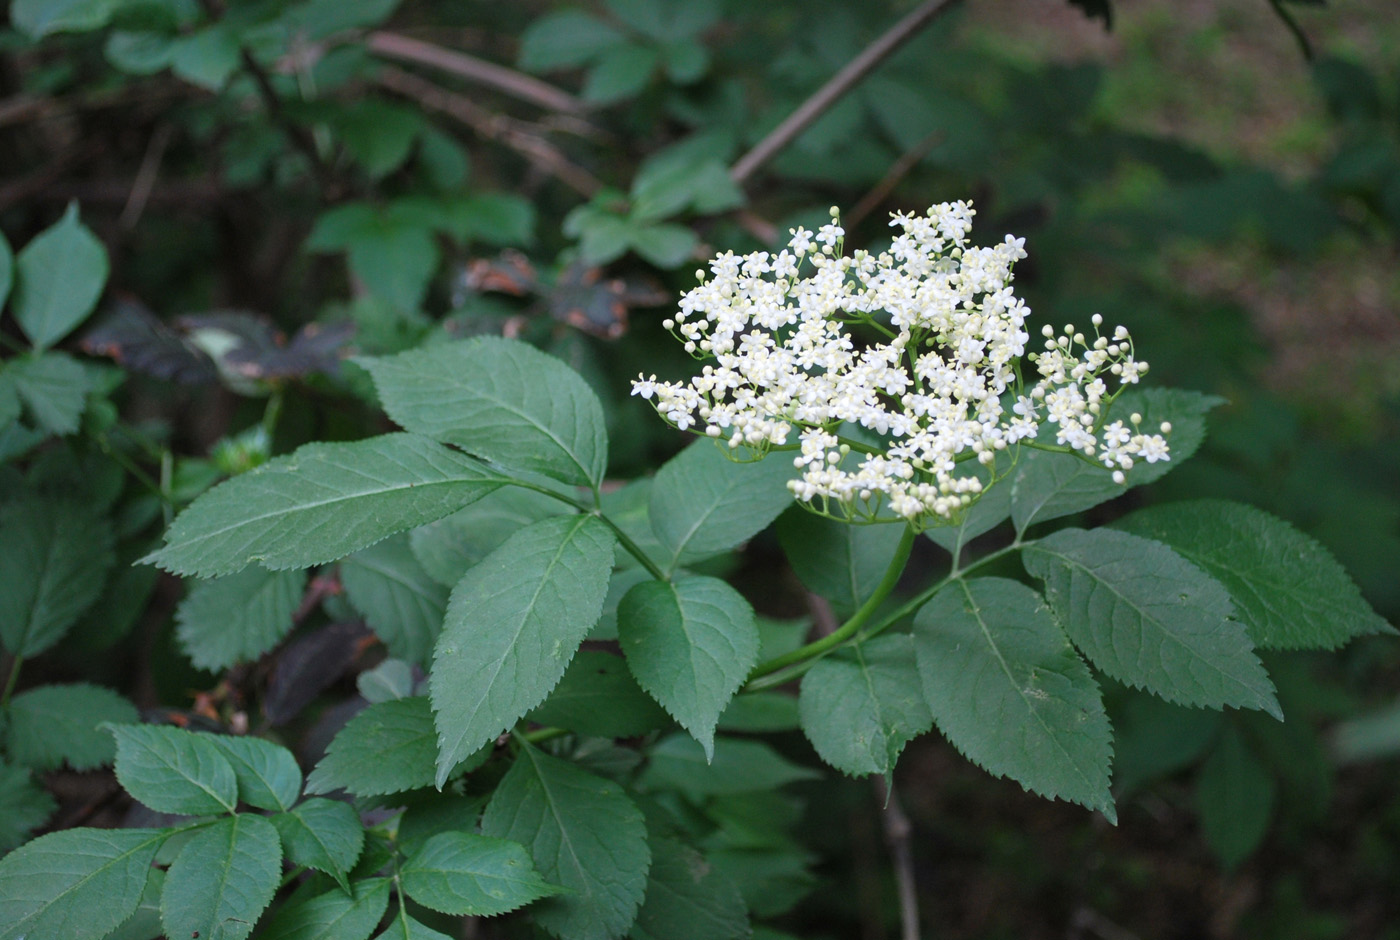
[632,202,1170,527]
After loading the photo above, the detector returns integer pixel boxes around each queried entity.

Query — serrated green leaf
[160,814,281,940]
[518,11,625,71]
[583,43,658,104]
[481,745,650,940]
[1010,389,1222,533]
[527,650,671,737]
[395,792,487,857]
[110,724,239,815]
[1024,528,1280,718]
[629,223,697,269]
[649,441,796,574]
[5,682,138,771]
[1113,499,1393,650]
[431,514,615,784]
[10,204,108,349]
[717,691,799,732]
[618,576,759,758]
[207,736,303,812]
[924,466,1012,555]
[271,798,365,891]
[257,879,391,940]
[0,497,115,657]
[409,487,562,586]
[776,510,907,613]
[400,831,559,916]
[639,734,819,798]
[798,634,931,778]
[6,351,91,434]
[359,339,609,489]
[373,912,453,940]
[0,827,166,940]
[629,836,750,940]
[176,567,307,671]
[0,760,56,851]
[144,434,505,578]
[335,101,423,179]
[357,658,416,703]
[306,697,437,797]
[101,866,163,940]
[913,578,1114,817]
[1195,724,1274,869]
[338,535,443,666]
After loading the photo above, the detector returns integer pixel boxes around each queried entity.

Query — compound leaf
[271,798,364,891]
[160,814,281,940]
[144,433,505,578]
[110,724,238,815]
[207,735,303,813]
[176,567,307,671]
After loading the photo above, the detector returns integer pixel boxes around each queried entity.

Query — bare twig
[120,123,174,229]
[367,31,589,117]
[846,129,945,230]
[873,777,920,940]
[375,66,604,198]
[730,0,961,186]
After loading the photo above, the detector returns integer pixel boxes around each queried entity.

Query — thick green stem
[746,524,917,684]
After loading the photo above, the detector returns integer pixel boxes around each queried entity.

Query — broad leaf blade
[258,879,392,940]
[359,338,608,488]
[777,509,908,612]
[617,576,759,758]
[798,634,932,778]
[0,761,56,851]
[0,827,167,940]
[649,441,796,572]
[5,682,138,771]
[271,798,365,891]
[176,567,307,671]
[160,814,282,940]
[913,578,1114,818]
[409,486,562,587]
[1114,499,1393,649]
[207,735,303,812]
[110,724,239,815]
[1195,724,1275,869]
[526,650,671,737]
[638,734,819,799]
[341,533,447,666]
[481,745,650,940]
[1024,528,1280,718]
[400,832,559,916]
[144,433,505,578]
[431,514,615,784]
[11,204,109,349]
[6,352,91,434]
[629,836,750,940]
[0,497,115,657]
[306,697,438,797]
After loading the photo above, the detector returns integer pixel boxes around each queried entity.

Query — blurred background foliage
[1,0,1398,936]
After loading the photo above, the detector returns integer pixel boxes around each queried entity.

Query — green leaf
[649,441,796,573]
[1113,499,1393,650]
[400,831,559,916]
[1111,692,1222,798]
[359,338,609,489]
[0,231,12,310]
[169,25,242,91]
[110,724,239,815]
[341,534,447,666]
[374,913,453,940]
[527,650,671,737]
[144,433,504,578]
[0,827,166,940]
[207,736,303,812]
[6,352,91,435]
[9,0,122,38]
[639,734,819,798]
[5,682,138,771]
[1195,725,1275,869]
[440,193,537,247]
[0,497,115,657]
[913,578,1114,817]
[629,223,697,269]
[481,745,650,940]
[271,798,365,891]
[431,514,615,784]
[409,487,562,586]
[357,658,417,703]
[160,814,282,940]
[924,467,1013,555]
[11,204,108,349]
[395,793,487,857]
[518,11,625,70]
[582,43,659,104]
[776,509,907,613]
[798,634,931,779]
[0,761,56,851]
[0,372,18,430]
[258,879,392,940]
[1023,528,1280,718]
[105,30,176,75]
[1010,389,1222,533]
[629,836,749,940]
[176,567,307,671]
[306,697,438,798]
[335,101,423,179]
[717,690,799,732]
[618,576,759,758]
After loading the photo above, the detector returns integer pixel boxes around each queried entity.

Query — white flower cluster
[633,202,1170,526]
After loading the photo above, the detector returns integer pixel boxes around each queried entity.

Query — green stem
[746,525,917,684]
[508,479,669,582]
[519,726,569,745]
[1,655,23,707]
[862,538,1031,639]
[93,434,166,503]
[261,389,284,440]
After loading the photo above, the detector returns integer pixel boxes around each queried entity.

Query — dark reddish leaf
[462,250,540,296]
[264,621,375,725]
[81,298,218,385]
